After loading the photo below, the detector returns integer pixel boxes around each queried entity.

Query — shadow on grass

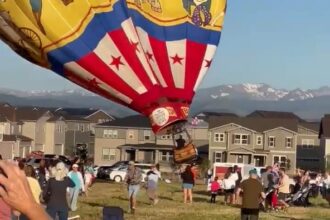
[158,196,174,201]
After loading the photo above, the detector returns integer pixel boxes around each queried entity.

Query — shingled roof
[299,122,320,132]
[98,115,150,128]
[319,115,330,138]
[15,107,51,121]
[209,116,298,133]
[247,110,304,122]
[2,134,33,142]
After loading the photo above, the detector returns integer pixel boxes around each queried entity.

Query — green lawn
[71,181,330,220]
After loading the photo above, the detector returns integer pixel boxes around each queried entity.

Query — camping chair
[103,206,124,220]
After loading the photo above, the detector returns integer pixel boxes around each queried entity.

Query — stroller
[286,185,312,207]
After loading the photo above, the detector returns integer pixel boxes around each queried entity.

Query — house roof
[299,122,320,132]
[55,108,114,119]
[117,143,173,150]
[15,107,51,121]
[319,115,330,138]
[2,134,33,142]
[0,115,8,122]
[47,114,89,122]
[98,115,150,128]
[247,110,304,122]
[195,112,239,118]
[209,116,298,133]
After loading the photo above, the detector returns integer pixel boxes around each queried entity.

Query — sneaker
[154,199,159,205]
[131,207,136,214]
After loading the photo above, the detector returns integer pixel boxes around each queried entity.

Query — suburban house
[15,107,53,152]
[319,115,330,170]
[0,103,33,159]
[94,115,209,168]
[55,108,115,134]
[297,122,322,171]
[208,116,298,173]
[55,108,115,157]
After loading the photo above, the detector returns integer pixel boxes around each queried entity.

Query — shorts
[278,192,289,201]
[29,0,42,12]
[128,184,140,198]
[183,183,194,189]
[224,189,235,194]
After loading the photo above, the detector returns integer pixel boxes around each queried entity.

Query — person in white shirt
[146,165,161,205]
[223,167,235,205]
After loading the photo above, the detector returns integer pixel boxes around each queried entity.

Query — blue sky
[1,0,330,91]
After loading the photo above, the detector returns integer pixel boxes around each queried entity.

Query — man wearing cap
[236,169,265,220]
[124,161,142,214]
[68,164,85,211]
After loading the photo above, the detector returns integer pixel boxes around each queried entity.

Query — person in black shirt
[176,135,186,149]
[44,162,75,220]
[181,165,195,204]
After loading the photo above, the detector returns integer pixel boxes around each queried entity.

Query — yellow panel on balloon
[126,0,226,31]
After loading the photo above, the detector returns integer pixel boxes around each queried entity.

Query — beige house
[208,116,298,173]
[0,104,33,159]
[94,115,209,167]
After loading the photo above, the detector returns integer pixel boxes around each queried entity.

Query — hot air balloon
[0,0,226,163]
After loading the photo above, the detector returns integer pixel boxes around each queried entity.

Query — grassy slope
[71,181,330,220]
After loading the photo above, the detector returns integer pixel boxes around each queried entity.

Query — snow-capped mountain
[0,83,330,119]
[200,83,330,101]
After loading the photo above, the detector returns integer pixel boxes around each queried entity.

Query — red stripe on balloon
[63,68,131,108]
[108,29,155,90]
[185,41,207,93]
[148,36,175,88]
[76,53,140,102]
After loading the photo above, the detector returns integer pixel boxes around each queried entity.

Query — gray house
[208,116,298,173]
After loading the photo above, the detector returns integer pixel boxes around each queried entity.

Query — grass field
[71,181,330,220]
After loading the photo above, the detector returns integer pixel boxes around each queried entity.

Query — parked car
[109,163,156,183]
[109,168,148,183]
[26,155,71,169]
[96,161,140,179]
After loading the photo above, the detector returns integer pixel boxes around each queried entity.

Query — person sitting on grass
[210,176,220,203]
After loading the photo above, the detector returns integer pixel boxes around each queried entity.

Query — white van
[213,162,256,180]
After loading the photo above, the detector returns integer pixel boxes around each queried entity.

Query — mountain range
[0,83,330,120]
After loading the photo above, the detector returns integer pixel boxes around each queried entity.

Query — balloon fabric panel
[0,0,227,133]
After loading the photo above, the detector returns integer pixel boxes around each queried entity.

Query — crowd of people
[0,154,95,220]
[3,153,330,220]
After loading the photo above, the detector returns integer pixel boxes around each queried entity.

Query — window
[56,125,64,133]
[161,135,171,140]
[286,137,293,148]
[160,151,173,161]
[214,133,224,142]
[78,124,84,132]
[102,148,116,160]
[144,130,151,140]
[302,139,314,149]
[103,129,118,138]
[234,134,249,145]
[214,152,222,162]
[128,130,134,139]
[256,136,263,145]
[273,155,287,167]
[268,137,276,147]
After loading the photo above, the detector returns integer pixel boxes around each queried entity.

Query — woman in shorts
[181,165,195,204]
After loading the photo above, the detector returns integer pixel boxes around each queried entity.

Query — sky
[1,0,330,91]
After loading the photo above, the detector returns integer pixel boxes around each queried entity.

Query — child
[210,176,220,203]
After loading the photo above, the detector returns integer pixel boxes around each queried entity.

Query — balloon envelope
[0,0,226,133]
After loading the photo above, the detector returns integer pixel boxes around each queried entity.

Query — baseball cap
[249,168,257,175]
[128,161,135,165]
